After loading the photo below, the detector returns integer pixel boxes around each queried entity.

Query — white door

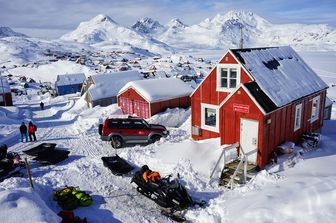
[240,118,259,164]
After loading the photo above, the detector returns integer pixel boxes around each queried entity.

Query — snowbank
[0,188,61,223]
[149,107,190,127]
[8,60,94,83]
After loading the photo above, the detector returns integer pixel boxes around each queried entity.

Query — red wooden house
[191,46,328,168]
[0,77,13,106]
[118,78,193,119]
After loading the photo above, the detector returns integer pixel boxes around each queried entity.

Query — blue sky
[1,0,335,39]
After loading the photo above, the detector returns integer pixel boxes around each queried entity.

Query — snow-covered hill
[60,14,172,54]
[0,36,91,65]
[0,27,27,38]
[132,11,336,51]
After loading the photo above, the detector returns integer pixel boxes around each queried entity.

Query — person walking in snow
[40,101,44,110]
[28,121,37,142]
[19,122,28,142]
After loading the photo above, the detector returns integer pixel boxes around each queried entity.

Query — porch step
[219,159,258,188]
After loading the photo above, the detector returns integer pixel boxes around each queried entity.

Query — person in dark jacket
[19,122,28,142]
[40,101,44,110]
[0,144,7,160]
[28,121,37,142]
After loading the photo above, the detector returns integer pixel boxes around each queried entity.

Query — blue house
[55,73,86,96]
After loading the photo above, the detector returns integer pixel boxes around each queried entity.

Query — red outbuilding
[0,77,13,106]
[191,46,328,169]
[118,78,193,118]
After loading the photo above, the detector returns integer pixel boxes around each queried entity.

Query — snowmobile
[131,166,205,222]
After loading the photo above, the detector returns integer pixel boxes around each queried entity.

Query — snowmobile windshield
[169,179,179,189]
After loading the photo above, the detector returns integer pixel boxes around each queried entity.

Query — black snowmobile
[131,166,205,222]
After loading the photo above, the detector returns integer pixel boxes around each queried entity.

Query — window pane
[108,121,119,128]
[295,106,301,130]
[221,78,227,88]
[131,121,145,129]
[230,68,237,78]
[120,121,132,128]
[221,68,228,78]
[205,108,216,127]
[230,79,237,88]
[311,97,319,121]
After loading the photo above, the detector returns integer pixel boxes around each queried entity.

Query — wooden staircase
[219,159,257,187]
[210,142,259,189]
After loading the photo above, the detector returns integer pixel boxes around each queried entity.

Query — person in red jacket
[28,121,37,142]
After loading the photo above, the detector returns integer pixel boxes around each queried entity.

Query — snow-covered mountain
[132,17,164,34]
[0,27,27,38]
[131,11,336,51]
[1,11,336,66]
[60,14,171,54]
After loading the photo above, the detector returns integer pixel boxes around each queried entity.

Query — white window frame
[216,64,240,92]
[311,96,320,123]
[201,103,219,133]
[294,103,302,131]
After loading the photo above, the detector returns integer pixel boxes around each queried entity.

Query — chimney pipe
[240,25,243,49]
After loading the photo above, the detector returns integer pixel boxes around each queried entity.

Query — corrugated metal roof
[231,46,328,107]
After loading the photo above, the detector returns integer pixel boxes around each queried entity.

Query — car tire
[150,135,162,143]
[98,124,103,135]
[111,136,123,149]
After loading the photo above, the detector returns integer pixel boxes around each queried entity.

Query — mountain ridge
[0,27,28,38]
[130,10,336,50]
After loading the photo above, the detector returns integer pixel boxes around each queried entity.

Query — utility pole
[239,25,244,49]
[0,68,6,106]
[0,62,10,106]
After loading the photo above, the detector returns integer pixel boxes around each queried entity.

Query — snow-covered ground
[0,50,335,223]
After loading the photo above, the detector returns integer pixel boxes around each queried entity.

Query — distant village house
[118,78,193,118]
[82,70,142,108]
[55,73,86,96]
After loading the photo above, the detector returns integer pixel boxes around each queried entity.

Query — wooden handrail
[209,142,239,180]
[227,146,258,188]
[228,158,244,189]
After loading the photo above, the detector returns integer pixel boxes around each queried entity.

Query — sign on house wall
[233,103,250,113]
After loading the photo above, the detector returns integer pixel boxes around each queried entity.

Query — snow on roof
[325,96,333,107]
[0,77,10,93]
[55,73,86,86]
[119,78,193,102]
[88,70,142,100]
[231,46,328,107]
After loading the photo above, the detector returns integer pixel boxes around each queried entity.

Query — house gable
[220,85,264,146]
[118,87,149,104]
[191,50,254,140]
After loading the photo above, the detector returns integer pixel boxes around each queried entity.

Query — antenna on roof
[239,25,244,49]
